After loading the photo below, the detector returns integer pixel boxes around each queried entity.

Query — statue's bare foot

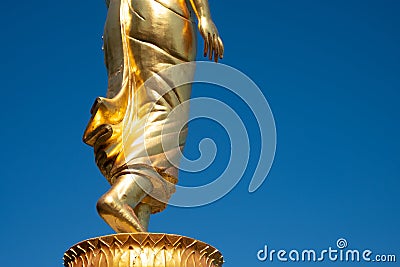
[96,174,153,233]
[97,195,145,232]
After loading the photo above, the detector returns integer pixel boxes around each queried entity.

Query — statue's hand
[198,16,224,62]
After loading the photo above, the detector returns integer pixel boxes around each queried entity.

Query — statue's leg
[134,203,152,231]
[96,174,153,233]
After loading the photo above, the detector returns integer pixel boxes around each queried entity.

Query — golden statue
[82,0,224,233]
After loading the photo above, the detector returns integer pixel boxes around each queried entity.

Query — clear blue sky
[0,0,399,266]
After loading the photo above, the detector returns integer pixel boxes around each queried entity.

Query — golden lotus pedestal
[64,233,223,267]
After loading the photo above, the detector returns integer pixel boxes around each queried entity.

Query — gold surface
[64,233,224,267]
[82,0,224,233]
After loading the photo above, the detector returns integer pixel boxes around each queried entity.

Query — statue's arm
[189,0,224,62]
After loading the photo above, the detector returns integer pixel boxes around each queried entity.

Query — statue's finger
[218,37,224,59]
[213,35,219,62]
[203,38,208,57]
[208,33,213,60]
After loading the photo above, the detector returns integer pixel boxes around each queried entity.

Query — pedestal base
[64,233,223,267]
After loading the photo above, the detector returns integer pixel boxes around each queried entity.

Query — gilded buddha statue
[82,0,224,233]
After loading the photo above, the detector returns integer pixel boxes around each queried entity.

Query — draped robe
[83,0,196,213]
